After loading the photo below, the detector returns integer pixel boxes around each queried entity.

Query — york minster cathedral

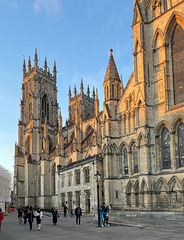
[14,0,184,213]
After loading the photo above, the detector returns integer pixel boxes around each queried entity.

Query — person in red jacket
[0,208,4,232]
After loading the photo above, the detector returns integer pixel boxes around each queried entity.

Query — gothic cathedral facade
[14,0,184,213]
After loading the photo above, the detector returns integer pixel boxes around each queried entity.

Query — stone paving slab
[1,211,184,240]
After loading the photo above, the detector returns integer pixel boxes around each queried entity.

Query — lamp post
[95,171,101,227]
[57,165,62,213]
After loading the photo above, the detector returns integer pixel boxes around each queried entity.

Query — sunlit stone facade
[14,0,184,213]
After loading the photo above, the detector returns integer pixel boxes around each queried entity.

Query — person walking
[104,206,110,226]
[75,204,82,225]
[35,208,43,230]
[27,206,34,230]
[23,206,28,224]
[64,205,68,217]
[0,208,4,232]
[17,206,23,224]
[52,207,58,225]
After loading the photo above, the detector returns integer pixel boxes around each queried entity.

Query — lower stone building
[0,165,11,212]
[14,0,184,214]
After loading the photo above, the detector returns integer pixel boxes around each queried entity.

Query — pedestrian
[64,205,68,217]
[71,209,74,217]
[104,206,110,226]
[99,206,104,227]
[0,208,4,232]
[17,206,23,224]
[27,206,34,230]
[23,206,28,224]
[75,204,82,225]
[52,207,58,225]
[34,208,43,230]
[101,203,106,226]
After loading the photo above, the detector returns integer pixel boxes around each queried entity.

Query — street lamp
[95,171,101,227]
[57,165,62,213]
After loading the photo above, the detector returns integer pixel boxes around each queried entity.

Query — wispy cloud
[33,0,62,16]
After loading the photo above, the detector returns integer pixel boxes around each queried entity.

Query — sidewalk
[91,212,184,233]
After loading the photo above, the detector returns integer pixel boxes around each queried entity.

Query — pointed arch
[152,28,164,49]
[156,177,169,191]
[112,143,118,154]
[164,12,184,44]
[168,176,182,191]
[126,181,133,194]
[171,115,184,132]
[154,120,171,135]
[137,132,145,147]
[140,178,147,192]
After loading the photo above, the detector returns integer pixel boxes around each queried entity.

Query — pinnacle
[104,49,120,83]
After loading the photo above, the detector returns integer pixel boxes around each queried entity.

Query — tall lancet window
[161,127,171,169]
[41,94,49,122]
[178,123,184,168]
[172,24,184,105]
[124,147,128,174]
[135,41,139,83]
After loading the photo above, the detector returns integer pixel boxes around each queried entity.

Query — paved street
[1,211,184,240]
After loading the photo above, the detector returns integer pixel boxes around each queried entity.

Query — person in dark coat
[27,206,34,230]
[52,207,58,225]
[17,206,23,224]
[23,206,28,224]
[64,205,68,217]
[75,204,82,225]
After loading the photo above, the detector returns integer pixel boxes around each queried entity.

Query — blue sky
[0,0,134,174]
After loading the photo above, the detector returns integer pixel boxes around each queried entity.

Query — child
[71,209,74,217]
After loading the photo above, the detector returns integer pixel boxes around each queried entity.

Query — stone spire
[93,86,95,100]
[74,84,77,97]
[58,108,62,131]
[87,84,90,97]
[53,60,57,79]
[44,57,47,73]
[69,85,71,101]
[34,48,38,68]
[28,56,31,71]
[104,49,120,84]
[23,58,26,77]
[80,78,83,95]
[95,88,99,116]
[104,49,121,102]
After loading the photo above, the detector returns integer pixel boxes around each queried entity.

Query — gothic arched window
[161,127,171,169]
[41,94,49,122]
[107,85,109,99]
[133,145,138,173]
[124,147,128,174]
[178,123,184,167]
[172,24,184,105]
[112,84,114,98]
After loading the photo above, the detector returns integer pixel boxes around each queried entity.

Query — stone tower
[14,49,58,209]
